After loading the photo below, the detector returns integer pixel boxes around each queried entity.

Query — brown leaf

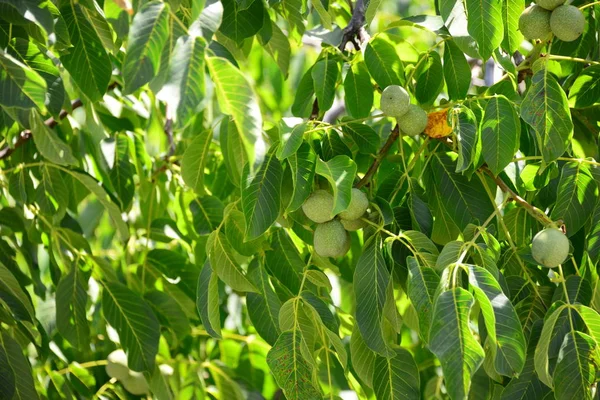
[424,109,452,138]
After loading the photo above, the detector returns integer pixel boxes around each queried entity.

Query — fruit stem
[546,55,600,66]
[579,1,600,10]
[355,124,400,188]
[54,360,108,375]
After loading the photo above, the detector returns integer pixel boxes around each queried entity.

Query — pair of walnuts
[519,1,585,42]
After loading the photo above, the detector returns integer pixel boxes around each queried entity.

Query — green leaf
[207,56,263,144]
[206,362,245,400]
[315,155,357,216]
[247,264,282,346]
[29,112,77,166]
[60,169,129,240]
[443,40,471,101]
[354,238,394,357]
[453,106,479,173]
[158,35,206,125]
[534,303,568,387]
[521,70,573,164]
[429,288,485,400]
[468,265,526,376]
[259,21,291,78]
[429,152,495,230]
[0,261,34,322]
[406,257,439,343]
[6,38,63,116]
[501,0,524,54]
[122,1,170,94]
[196,260,221,339]
[341,123,380,155]
[277,121,307,160]
[292,67,315,118]
[241,152,283,240]
[144,290,190,341]
[278,0,304,41]
[0,331,39,400]
[265,229,304,293]
[220,117,251,187]
[373,348,420,400]
[286,142,317,212]
[344,62,374,119]
[102,281,160,372]
[350,324,376,387]
[56,268,89,350]
[311,56,338,113]
[0,50,46,111]
[60,2,111,102]
[364,36,405,88]
[500,355,550,400]
[465,0,503,60]
[108,134,134,210]
[219,0,264,43]
[0,0,53,34]
[415,51,444,105]
[190,196,224,236]
[480,96,520,176]
[266,331,321,400]
[207,231,257,292]
[439,0,480,59]
[553,331,597,400]
[569,66,600,109]
[551,162,597,236]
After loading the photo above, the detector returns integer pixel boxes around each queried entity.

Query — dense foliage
[1,0,600,398]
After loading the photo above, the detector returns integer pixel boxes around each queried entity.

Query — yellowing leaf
[424,108,452,138]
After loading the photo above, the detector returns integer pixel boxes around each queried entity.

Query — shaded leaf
[196,260,221,339]
[315,155,357,216]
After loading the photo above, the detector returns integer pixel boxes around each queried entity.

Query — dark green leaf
[0,261,34,322]
[277,121,307,160]
[56,268,89,350]
[247,265,282,345]
[553,331,597,400]
[102,281,160,372]
[415,51,444,104]
[196,260,221,339]
[0,50,46,111]
[341,123,380,154]
[286,142,317,212]
[219,0,264,43]
[453,106,479,173]
[364,37,404,88]
[373,348,420,399]
[311,56,338,113]
[501,0,523,54]
[0,331,39,400]
[429,288,485,400]
[145,289,191,341]
[241,152,283,240]
[481,96,520,176]
[569,66,600,109]
[406,257,439,343]
[344,62,374,119]
[108,134,134,210]
[207,231,257,292]
[190,196,225,236]
[315,155,357,216]
[465,0,503,60]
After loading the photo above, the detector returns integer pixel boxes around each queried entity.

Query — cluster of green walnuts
[302,189,369,258]
[379,85,428,136]
[106,350,173,395]
[519,0,585,42]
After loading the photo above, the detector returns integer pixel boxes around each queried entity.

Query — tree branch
[0,82,119,161]
[339,0,367,51]
[355,124,399,188]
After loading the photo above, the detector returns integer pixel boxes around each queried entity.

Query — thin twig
[356,124,399,188]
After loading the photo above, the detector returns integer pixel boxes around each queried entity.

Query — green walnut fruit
[550,5,585,42]
[340,216,367,231]
[519,5,552,41]
[536,0,565,11]
[531,228,570,268]
[339,189,369,220]
[106,350,129,380]
[380,85,410,118]
[397,104,428,136]
[314,220,351,258]
[302,190,334,223]
[121,371,150,395]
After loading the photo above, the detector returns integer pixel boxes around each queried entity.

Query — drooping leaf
[429,288,485,400]
[30,112,77,166]
[0,50,46,111]
[453,106,479,173]
[108,134,134,210]
[553,331,597,400]
[415,51,444,105]
[144,290,191,341]
[219,0,264,44]
[207,231,257,292]
[102,281,160,372]
[207,56,263,145]
[468,265,526,376]
[277,121,307,160]
[196,260,221,339]
[60,2,111,102]
[286,142,317,212]
[311,56,338,113]
[443,40,471,101]
[265,229,304,293]
[364,36,404,88]
[569,66,600,108]
[0,261,34,322]
[464,0,503,60]
[158,35,206,125]
[0,331,39,400]
[372,348,420,399]
[480,95,520,176]
[341,123,380,155]
[241,151,283,240]
[344,62,374,119]
[315,155,357,216]
[406,257,439,343]
[259,21,291,78]
[551,162,597,236]
[190,196,225,236]
[354,238,394,357]
[266,331,321,400]
[501,0,524,54]
[534,303,569,387]
[521,70,573,164]
[122,1,170,94]
[56,267,89,350]
[247,264,282,346]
